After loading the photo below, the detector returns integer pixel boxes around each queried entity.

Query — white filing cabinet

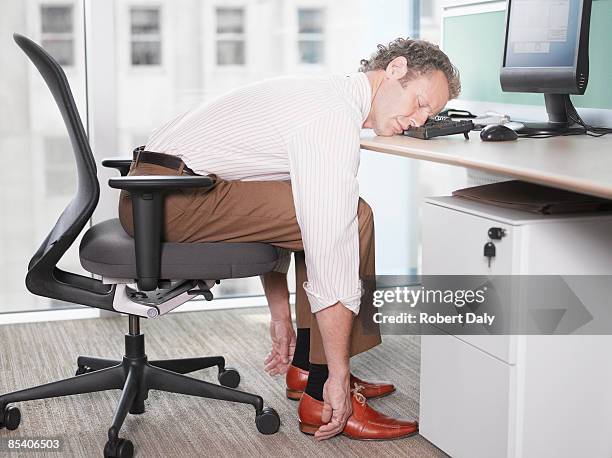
[420,196,612,458]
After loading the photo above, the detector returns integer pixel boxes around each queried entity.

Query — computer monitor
[500,0,592,133]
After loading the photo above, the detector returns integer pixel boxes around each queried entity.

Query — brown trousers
[118,160,381,364]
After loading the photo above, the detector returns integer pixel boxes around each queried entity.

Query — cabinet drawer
[422,201,516,276]
[422,201,517,363]
[420,333,512,458]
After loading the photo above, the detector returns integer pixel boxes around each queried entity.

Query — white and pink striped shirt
[145,73,372,315]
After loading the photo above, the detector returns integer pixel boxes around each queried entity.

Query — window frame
[40,3,76,68]
[296,7,325,66]
[214,6,247,68]
[129,4,163,68]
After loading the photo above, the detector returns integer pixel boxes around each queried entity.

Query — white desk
[360,133,612,458]
[361,134,612,199]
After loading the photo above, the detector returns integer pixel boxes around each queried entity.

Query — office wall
[442,0,612,109]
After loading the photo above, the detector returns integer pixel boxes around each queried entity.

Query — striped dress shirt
[145,72,372,315]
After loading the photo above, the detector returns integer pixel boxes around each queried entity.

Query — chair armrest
[108,175,214,191]
[108,175,215,291]
[102,158,132,176]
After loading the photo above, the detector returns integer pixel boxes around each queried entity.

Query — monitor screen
[505,0,581,68]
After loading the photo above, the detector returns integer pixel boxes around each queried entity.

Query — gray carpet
[0,307,446,457]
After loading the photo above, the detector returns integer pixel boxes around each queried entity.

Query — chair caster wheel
[255,407,280,435]
[75,365,93,376]
[1,406,21,431]
[218,367,240,388]
[104,438,134,458]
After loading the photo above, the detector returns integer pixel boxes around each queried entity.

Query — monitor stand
[515,94,585,135]
[517,122,585,135]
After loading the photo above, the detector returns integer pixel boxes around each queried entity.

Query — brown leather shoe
[286,365,395,400]
[350,373,396,399]
[297,386,418,440]
[286,365,310,400]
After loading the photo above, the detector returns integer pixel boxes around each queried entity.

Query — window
[130,7,162,66]
[216,7,245,66]
[40,5,74,66]
[44,137,75,196]
[297,8,324,64]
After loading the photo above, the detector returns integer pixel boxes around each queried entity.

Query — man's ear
[384,56,408,80]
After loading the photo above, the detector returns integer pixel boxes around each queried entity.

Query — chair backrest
[14,33,114,310]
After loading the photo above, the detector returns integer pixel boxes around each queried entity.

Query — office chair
[0,34,281,458]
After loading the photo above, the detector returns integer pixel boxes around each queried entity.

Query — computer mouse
[480,124,518,142]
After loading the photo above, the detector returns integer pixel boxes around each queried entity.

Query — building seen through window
[40,4,74,66]
[130,7,161,66]
[216,7,245,66]
[297,8,324,64]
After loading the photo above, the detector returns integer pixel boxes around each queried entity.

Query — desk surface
[360,134,612,200]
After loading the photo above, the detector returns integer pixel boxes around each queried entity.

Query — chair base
[0,321,280,458]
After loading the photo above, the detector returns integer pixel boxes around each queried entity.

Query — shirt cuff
[303,281,362,315]
[272,248,292,274]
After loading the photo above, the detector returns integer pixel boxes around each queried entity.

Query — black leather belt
[132,146,197,175]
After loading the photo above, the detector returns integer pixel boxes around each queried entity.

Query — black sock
[305,363,328,402]
[291,328,310,371]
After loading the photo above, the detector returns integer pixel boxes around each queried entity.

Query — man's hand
[264,318,296,376]
[260,271,294,376]
[315,373,352,440]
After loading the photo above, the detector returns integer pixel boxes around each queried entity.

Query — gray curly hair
[359,38,461,100]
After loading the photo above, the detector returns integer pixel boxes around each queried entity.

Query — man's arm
[261,271,290,320]
[285,110,363,439]
[313,302,353,440]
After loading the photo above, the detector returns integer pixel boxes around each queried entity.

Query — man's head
[360,38,461,136]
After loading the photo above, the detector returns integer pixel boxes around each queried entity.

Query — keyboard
[403,115,474,140]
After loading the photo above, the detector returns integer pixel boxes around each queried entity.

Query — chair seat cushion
[79,219,279,280]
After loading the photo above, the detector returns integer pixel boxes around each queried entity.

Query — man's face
[365,57,450,136]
